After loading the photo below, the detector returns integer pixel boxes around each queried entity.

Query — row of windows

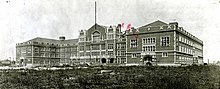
[143,37,156,44]
[179,36,193,46]
[117,51,126,56]
[108,44,114,49]
[130,36,170,48]
[117,44,126,49]
[176,56,194,63]
[117,58,126,63]
[179,46,193,54]
[131,52,168,58]
[143,46,156,52]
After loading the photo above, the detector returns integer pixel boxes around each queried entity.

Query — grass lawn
[0,65,219,89]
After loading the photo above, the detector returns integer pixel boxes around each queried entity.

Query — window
[108,34,114,39]
[121,58,126,63]
[108,44,114,49]
[80,52,84,56]
[108,51,113,55]
[143,46,155,52]
[117,44,120,49]
[121,44,126,49]
[79,46,84,51]
[101,44,105,50]
[130,39,138,48]
[161,36,170,46]
[179,36,182,42]
[92,52,99,56]
[80,38,84,42]
[121,51,126,56]
[101,52,105,55]
[179,46,181,52]
[117,51,120,56]
[92,31,101,42]
[92,45,99,50]
[34,47,39,53]
[143,37,156,44]
[162,52,168,57]
[132,53,137,58]
[27,47,31,53]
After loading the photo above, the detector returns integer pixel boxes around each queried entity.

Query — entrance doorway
[143,55,153,62]
[101,58,106,63]
[110,58,114,63]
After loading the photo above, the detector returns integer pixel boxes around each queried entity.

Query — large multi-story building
[16,20,203,66]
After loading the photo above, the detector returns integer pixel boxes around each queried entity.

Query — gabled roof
[138,20,168,29]
[88,23,107,30]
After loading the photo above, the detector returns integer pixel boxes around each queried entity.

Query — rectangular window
[92,45,100,50]
[101,52,105,55]
[132,53,137,58]
[92,52,99,56]
[117,51,120,56]
[143,46,155,52]
[121,51,126,56]
[121,58,126,63]
[162,52,168,57]
[79,46,84,51]
[161,36,170,46]
[34,47,39,53]
[101,44,105,50]
[179,46,181,52]
[80,38,84,42]
[130,39,138,48]
[108,51,113,55]
[80,52,84,56]
[121,44,126,49]
[142,37,156,44]
[179,36,182,42]
[108,44,114,49]
[108,34,114,39]
[117,44,120,49]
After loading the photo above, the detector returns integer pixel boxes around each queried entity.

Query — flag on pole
[126,24,131,31]
[121,23,124,28]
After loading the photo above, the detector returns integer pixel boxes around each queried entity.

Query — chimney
[169,22,178,30]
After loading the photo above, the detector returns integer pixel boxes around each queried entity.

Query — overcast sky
[0,0,219,62]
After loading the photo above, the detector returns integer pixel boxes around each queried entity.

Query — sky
[0,0,219,63]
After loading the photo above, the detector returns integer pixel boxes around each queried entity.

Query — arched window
[92,31,101,42]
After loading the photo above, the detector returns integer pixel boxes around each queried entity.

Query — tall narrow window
[92,31,101,42]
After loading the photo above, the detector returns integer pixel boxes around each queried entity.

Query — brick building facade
[16,20,203,66]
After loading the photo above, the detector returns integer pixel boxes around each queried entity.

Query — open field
[0,65,220,89]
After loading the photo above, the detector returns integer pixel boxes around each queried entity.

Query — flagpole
[95,1,97,29]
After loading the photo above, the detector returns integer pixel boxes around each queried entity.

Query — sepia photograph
[0,0,220,88]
